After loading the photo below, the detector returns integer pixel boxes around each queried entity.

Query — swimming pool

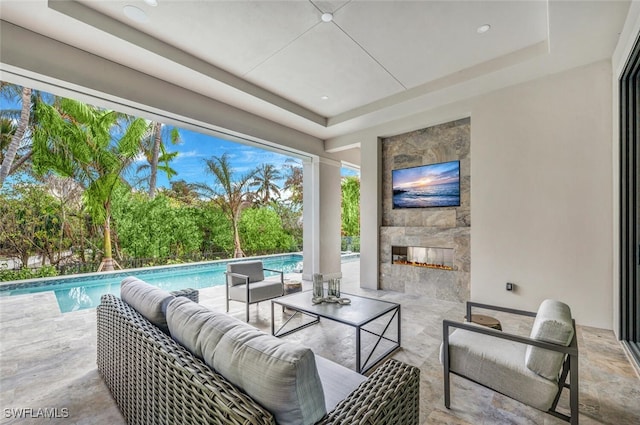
[0,254,304,313]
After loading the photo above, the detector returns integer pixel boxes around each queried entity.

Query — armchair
[225,260,284,322]
[442,299,578,424]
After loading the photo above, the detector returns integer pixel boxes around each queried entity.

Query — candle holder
[328,278,341,298]
[312,273,324,301]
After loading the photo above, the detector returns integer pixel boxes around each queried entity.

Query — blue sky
[136,126,359,189]
[147,127,301,189]
[1,85,359,190]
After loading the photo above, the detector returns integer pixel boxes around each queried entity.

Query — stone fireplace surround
[380,118,470,302]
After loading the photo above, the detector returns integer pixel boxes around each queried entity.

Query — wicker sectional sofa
[97,277,420,425]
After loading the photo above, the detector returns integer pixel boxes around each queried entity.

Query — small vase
[328,278,341,298]
[312,273,324,299]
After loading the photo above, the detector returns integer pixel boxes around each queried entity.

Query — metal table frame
[271,291,401,374]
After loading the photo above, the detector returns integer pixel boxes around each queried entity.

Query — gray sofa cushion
[445,327,560,411]
[227,261,265,286]
[166,297,240,358]
[165,297,326,425]
[212,323,326,425]
[120,277,174,333]
[314,355,367,412]
[525,299,574,380]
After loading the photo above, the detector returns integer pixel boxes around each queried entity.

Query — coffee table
[271,290,401,374]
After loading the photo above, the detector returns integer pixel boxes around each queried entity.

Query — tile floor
[0,261,638,424]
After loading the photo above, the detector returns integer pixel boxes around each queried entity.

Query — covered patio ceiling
[0,1,630,141]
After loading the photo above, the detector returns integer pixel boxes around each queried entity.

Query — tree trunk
[99,257,116,272]
[20,252,30,270]
[149,122,162,199]
[0,87,31,188]
[232,218,245,258]
[100,207,114,271]
[9,149,32,175]
[59,207,65,264]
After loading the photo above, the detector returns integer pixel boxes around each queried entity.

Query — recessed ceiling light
[320,95,329,100]
[143,0,158,6]
[123,5,149,23]
[477,24,491,34]
[321,13,333,23]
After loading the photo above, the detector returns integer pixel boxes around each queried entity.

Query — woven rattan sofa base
[97,292,420,425]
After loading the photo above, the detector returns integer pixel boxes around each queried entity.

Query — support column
[302,157,342,281]
[359,138,381,289]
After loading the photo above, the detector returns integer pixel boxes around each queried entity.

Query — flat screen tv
[392,160,460,208]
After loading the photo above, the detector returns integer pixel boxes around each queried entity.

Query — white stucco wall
[471,60,613,329]
[352,60,614,329]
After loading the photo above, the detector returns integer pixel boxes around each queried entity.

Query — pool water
[1,254,304,313]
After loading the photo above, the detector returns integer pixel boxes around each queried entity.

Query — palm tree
[137,121,181,198]
[283,159,303,206]
[201,153,257,258]
[43,174,84,263]
[0,85,31,187]
[0,117,36,177]
[250,163,281,204]
[32,98,147,271]
[0,118,17,160]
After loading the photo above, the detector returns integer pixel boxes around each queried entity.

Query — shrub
[0,265,58,282]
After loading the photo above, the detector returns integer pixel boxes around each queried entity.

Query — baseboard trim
[621,341,640,379]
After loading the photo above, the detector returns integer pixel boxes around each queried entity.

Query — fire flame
[392,260,453,271]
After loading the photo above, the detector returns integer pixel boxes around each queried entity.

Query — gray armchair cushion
[444,327,560,410]
[228,279,283,303]
[525,299,574,380]
[227,261,265,286]
[120,277,174,333]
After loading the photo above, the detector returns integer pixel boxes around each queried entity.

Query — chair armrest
[317,359,420,425]
[225,271,250,285]
[443,319,578,355]
[465,301,537,321]
[170,288,199,303]
[262,268,284,283]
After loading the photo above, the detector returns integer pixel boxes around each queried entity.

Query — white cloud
[132,152,146,163]
[174,150,202,161]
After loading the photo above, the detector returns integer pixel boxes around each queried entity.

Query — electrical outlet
[506,282,514,291]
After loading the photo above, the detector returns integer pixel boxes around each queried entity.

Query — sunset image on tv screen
[392,161,460,208]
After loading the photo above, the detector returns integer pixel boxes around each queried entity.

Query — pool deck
[1,261,639,424]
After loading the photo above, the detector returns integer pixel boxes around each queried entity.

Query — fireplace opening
[392,246,454,270]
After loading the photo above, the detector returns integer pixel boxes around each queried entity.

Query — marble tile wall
[381,118,470,302]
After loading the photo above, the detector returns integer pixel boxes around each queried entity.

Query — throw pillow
[525,299,574,380]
